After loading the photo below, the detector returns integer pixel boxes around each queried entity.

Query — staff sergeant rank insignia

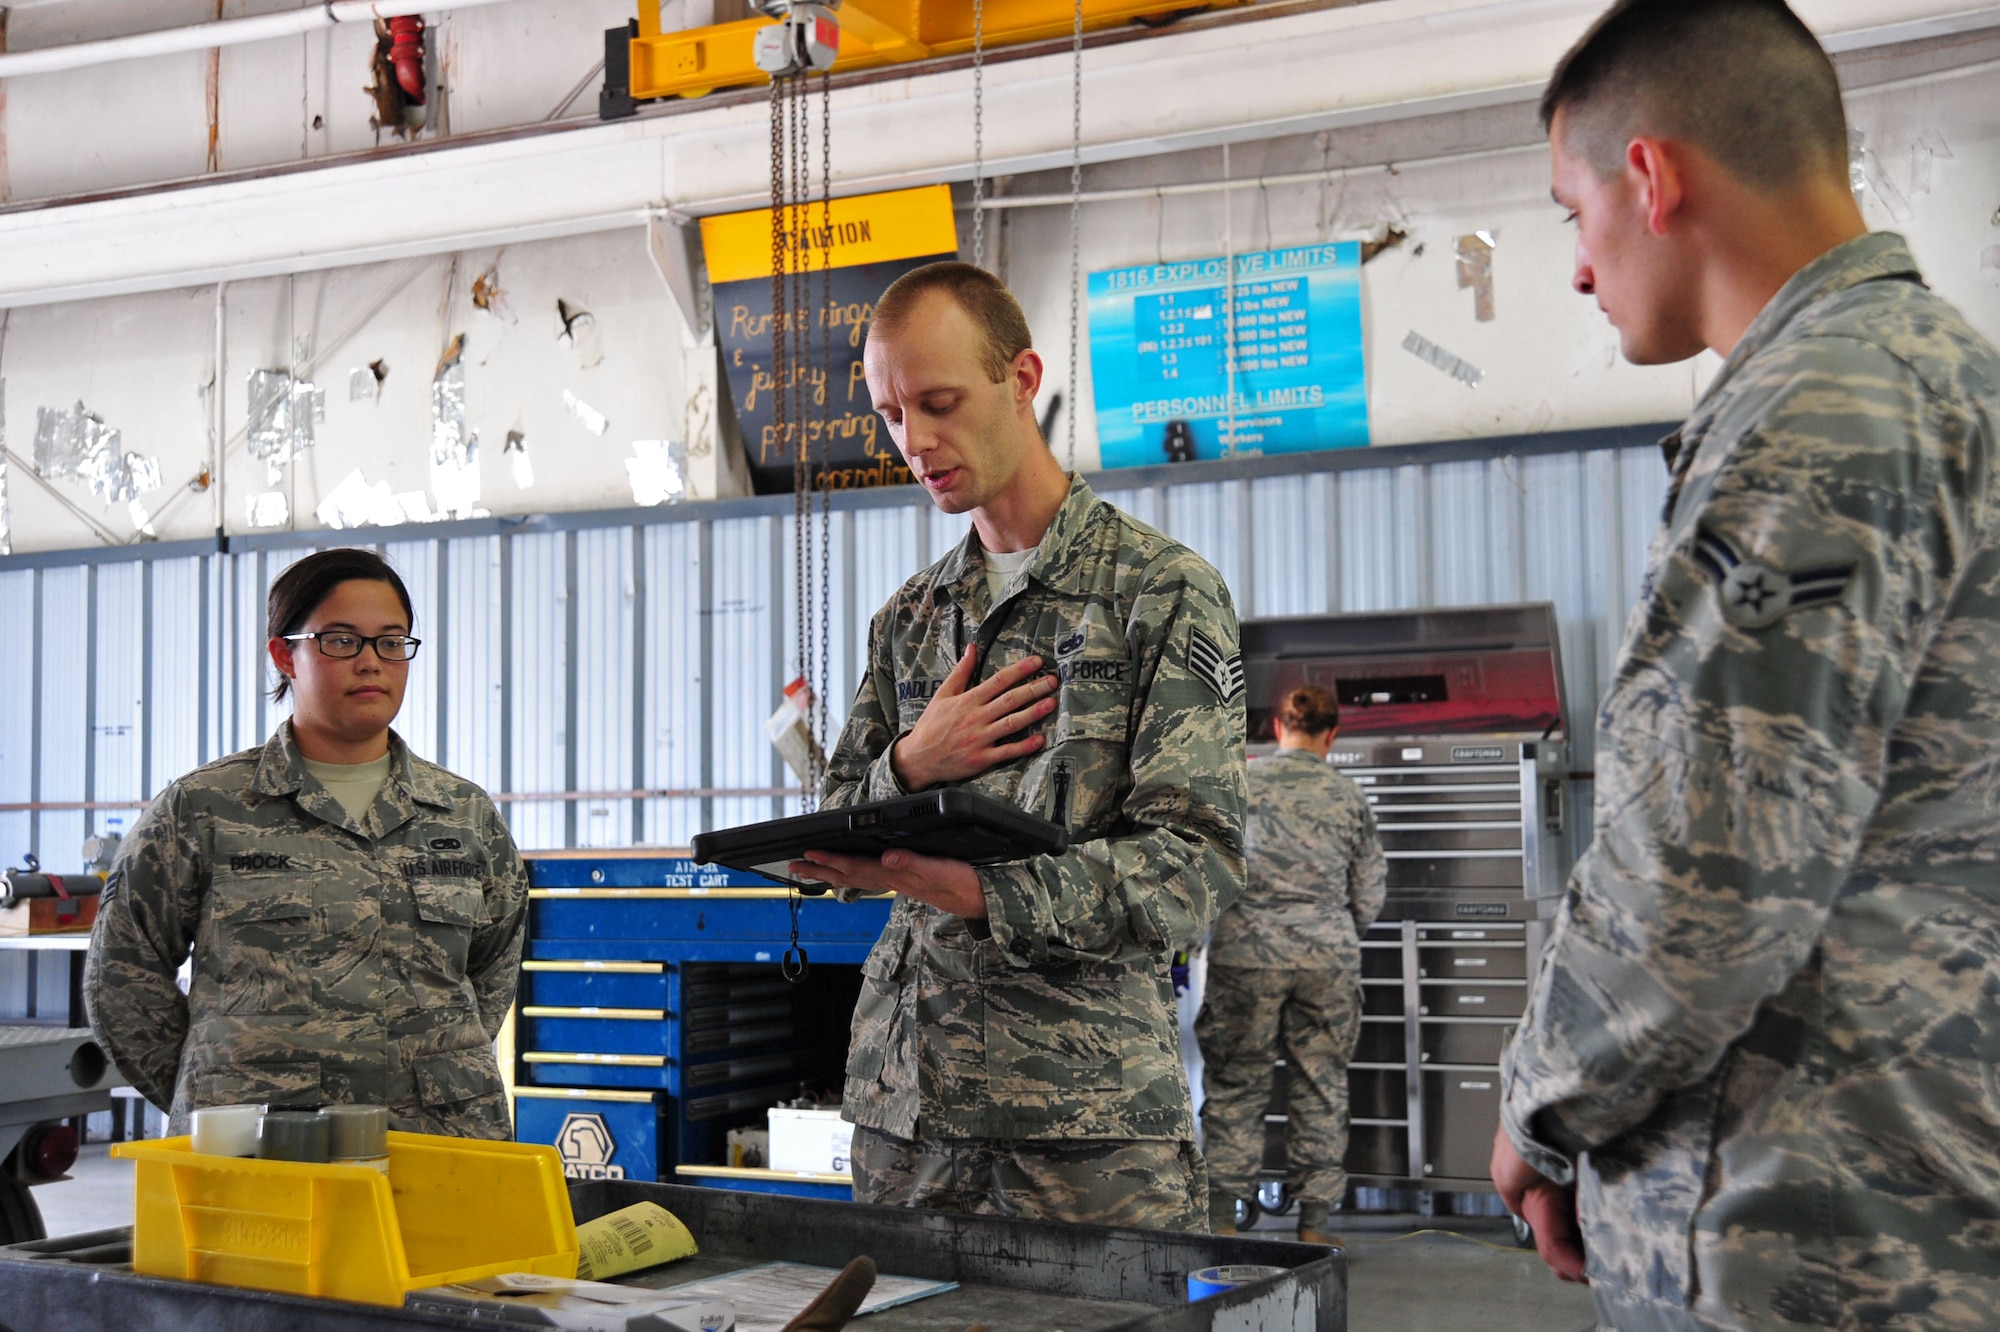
[1187,627,1245,704]
[1692,528,1855,630]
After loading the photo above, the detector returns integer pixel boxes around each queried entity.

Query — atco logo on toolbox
[556,1113,625,1180]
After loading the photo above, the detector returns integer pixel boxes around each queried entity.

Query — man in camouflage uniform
[86,722,529,1138]
[790,262,1247,1232]
[1198,686,1385,1242]
[1494,2,2000,1326]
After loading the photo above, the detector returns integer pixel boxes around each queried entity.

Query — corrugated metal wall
[0,436,1669,866]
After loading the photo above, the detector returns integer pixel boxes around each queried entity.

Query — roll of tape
[322,1104,390,1163]
[1188,1264,1289,1302]
[190,1104,262,1158]
[258,1110,331,1163]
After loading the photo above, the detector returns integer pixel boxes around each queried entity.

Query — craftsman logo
[1692,529,1854,630]
[403,858,482,880]
[1329,752,1364,765]
[1452,746,1507,763]
[429,837,464,851]
[1056,630,1085,657]
[1187,629,1245,705]
[556,1113,626,1180]
[896,677,943,705]
[1455,903,1508,918]
[230,853,293,872]
[1058,658,1128,685]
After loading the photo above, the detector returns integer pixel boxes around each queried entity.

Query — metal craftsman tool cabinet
[514,850,891,1198]
[1238,604,1573,1204]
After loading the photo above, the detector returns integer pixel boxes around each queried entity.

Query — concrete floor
[29,1144,1599,1330]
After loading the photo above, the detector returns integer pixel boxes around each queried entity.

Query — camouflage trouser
[1196,963,1361,1206]
[850,1125,1207,1232]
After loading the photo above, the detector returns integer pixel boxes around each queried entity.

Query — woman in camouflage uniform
[85,549,529,1139]
[1196,685,1385,1242]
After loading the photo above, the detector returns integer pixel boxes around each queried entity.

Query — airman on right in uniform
[1492,3,2000,1327]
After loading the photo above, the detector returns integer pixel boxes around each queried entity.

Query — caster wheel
[1232,1194,1264,1231]
[1256,1180,1293,1216]
[1511,1213,1534,1248]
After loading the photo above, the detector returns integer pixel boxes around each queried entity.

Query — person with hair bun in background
[1196,684,1384,1243]
[85,548,528,1139]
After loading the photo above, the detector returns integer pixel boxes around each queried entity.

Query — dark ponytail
[1276,684,1340,737]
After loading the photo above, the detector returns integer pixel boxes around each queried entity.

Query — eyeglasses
[281,631,422,662]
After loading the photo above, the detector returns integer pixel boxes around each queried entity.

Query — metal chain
[817,68,833,788]
[774,68,811,985]
[1066,0,1083,471]
[767,41,838,981]
[971,0,985,267]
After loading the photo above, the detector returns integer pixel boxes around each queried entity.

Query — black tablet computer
[691,788,1069,891]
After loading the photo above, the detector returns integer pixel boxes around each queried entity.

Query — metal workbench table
[0,1180,1343,1330]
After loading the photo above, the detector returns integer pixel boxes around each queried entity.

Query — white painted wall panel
[443,534,504,791]
[709,516,779,831]
[1247,473,1330,618]
[92,561,145,834]
[38,566,88,865]
[641,521,703,847]
[507,529,567,849]
[0,570,35,864]
[149,556,207,787]
[383,538,439,762]
[572,526,634,848]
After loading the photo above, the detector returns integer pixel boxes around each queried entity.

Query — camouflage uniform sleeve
[980,553,1247,965]
[84,786,202,1112]
[470,797,530,1040]
[1349,800,1387,936]
[822,603,909,807]
[1500,366,1964,1185]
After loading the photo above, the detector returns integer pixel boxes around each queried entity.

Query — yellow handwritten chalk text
[757,411,884,466]
[813,454,915,491]
[739,360,827,415]
[700,185,958,284]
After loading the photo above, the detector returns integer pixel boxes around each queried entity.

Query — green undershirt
[301,753,393,822]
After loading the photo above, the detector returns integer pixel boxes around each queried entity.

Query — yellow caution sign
[701,184,958,284]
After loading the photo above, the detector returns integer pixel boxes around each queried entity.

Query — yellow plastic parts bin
[111,1130,579,1306]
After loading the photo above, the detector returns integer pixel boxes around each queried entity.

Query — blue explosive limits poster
[1088,242,1369,469]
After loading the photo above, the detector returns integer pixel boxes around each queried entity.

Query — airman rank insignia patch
[1692,529,1854,630]
[1188,628,1245,703]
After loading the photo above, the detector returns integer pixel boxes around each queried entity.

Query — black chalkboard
[714,254,954,495]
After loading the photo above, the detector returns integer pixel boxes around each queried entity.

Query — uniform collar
[933,472,1103,608]
[1657,231,1921,484]
[254,720,454,834]
[1264,747,1327,764]
[1696,231,1922,421]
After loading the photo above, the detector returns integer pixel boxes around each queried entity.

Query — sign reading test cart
[1088,242,1369,469]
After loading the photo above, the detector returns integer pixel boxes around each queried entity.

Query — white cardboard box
[766,1107,854,1175]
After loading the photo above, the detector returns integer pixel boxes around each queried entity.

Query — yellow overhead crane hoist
[599,0,1249,110]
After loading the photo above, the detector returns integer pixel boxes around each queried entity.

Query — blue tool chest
[512,852,891,1197]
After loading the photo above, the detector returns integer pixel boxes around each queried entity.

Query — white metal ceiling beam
[0,0,1994,309]
[0,1,521,81]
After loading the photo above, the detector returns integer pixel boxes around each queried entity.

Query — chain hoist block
[753,4,842,77]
